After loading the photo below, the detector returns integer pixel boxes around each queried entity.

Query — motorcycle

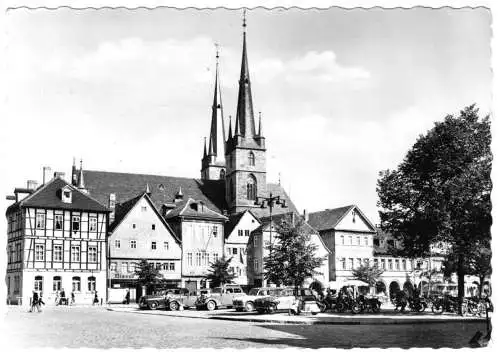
[408,297,428,312]
[431,295,460,314]
[352,295,381,314]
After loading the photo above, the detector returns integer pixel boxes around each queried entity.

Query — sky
[1,7,492,224]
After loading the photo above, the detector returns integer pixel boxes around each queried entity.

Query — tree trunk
[457,254,465,315]
[479,276,485,297]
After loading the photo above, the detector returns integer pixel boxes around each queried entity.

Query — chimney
[42,166,52,185]
[109,193,116,223]
[303,209,309,222]
[27,180,38,191]
[54,172,66,180]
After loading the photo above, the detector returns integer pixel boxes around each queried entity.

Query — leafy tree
[205,256,236,288]
[135,259,163,292]
[377,105,492,313]
[264,220,326,289]
[351,264,385,288]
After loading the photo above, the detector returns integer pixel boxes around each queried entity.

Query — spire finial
[79,158,83,170]
[243,8,247,30]
[278,172,281,186]
[215,42,220,60]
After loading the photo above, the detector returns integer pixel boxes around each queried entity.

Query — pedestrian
[125,289,130,305]
[60,289,66,305]
[55,290,60,305]
[29,291,39,313]
[93,291,99,306]
[38,293,45,312]
[71,292,75,305]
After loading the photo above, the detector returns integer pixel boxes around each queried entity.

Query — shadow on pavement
[219,322,488,349]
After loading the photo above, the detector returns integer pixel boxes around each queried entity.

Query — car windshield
[212,288,222,294]
[249,288,260,295]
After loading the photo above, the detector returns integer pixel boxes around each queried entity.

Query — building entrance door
[185,280,197,292]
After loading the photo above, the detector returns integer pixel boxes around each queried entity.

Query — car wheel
[148,301,159,310]
[267,304,277,314]
[169,301,179,311]
[206,300,217,311]
[351,303,362,314]
[245,302,254,312]
[432,303,444,314]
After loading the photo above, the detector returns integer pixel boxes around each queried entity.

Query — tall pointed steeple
[77,159,87,193]
[227,115,233,140]
[71,157,78,186]
[235,9,256,138]
[208,44,226,160]
[258,111,263,136]
[203,137,207,158]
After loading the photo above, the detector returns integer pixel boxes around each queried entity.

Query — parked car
[170,289,211,310]
[195,284,245,311]
[232,287,282,312]
[138,290,172,310]
[254,287,316,314]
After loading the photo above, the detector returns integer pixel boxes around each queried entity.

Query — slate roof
[6,177,109,214]
[83,170,226,212]
[224,210,260,239]
[164,198,228,222]
[307,205,355,232]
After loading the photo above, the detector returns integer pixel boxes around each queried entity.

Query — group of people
[54,289,74,305]
[393,284,420,312]
[29,291,45,312]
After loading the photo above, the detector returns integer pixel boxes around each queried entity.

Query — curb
[106,308,488,326]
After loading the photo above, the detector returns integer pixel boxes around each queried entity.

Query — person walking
[71,292,75,305]
[125,289,130,305]
[29,291,39,313]
[93,291,99,306]
[55,290,60,305]
[37,293,45,312]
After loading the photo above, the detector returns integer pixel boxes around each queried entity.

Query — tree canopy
[377,105,491,306]
[351,264,385,287]
[264,220,326,289]
[135,259,163,289]
[205,256,236,288]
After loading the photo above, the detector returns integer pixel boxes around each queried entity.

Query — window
[132,224,136,229]
[122,262,129,272]
[89,217,97,232]
[115,240,120,248]
[110,262,117,271]
[246,174,257,200]
[14,276,20,294]
[347,236,352,245]
[54,214,63,230]
[340,235,344,245]
[253,236,258,246]
[141,206,147,212]
[395,259,400,271]
[356,236,361,245]
[8,245,12,263]
[53,276,62,291]
[381,259,386,270]
[348,258,354,269]
[212,253,219,263]
[254,259,259,271]
[356,258,362,268]
[203,253,209,266]
[53,244,62,262]
[340,258,346,270]
[232,248,238,255]
[88,276,96,292]
[196,253,202,266]
[373,238,380,246]
[364,236,369,246]
[227,247,232,256]
[72,276,81,292]
[364,258,370,266]
[88,247,97,262]
[130,262,136,272]
[130,240,137,249]
[248,151,255,166]
[151,241,157,250]
[152,224,156,230]
[34,276,43,291]
[169,262,175,271]
[15,243,21,262]
[238,229,243,237]
[245,230,250,236]
[402,260,407,271]
[35,244,45,261]
[388,259,393,270]
[219,169,226,179]
[187,253,193,266]
[36,212,45,229]
[71,246,80,262]
[212,226,218,238]
[374,259,379,268]
[72,215,80,232]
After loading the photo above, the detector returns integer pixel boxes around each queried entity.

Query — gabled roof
[308,205,376,233]
[224,209,260,239]
[6,177,109,215]
[83,170,226,213]
[165,198,228,222]
[110,192,181,243]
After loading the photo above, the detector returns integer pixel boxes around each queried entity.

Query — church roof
[6,177,109,214]
[83,170,226,212]
[165,198,228,222]
[307,205,356,232]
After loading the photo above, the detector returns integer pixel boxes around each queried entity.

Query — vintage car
[138,288,190,310]
[254,287,317,314]
[195,284,245,311]
[232,287,282,312]
[169,289,211,310]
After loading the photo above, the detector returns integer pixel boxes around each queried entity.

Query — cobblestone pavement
[2,305,489,348]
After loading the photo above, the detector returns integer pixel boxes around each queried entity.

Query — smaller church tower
[201,46,227,181]
[225,11,266,214]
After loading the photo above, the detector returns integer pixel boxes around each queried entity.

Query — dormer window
[60,186,73,204]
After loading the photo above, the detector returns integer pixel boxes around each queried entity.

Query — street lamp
[254,192,287,286]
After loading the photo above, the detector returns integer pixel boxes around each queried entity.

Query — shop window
[34,276,43,291]
[88,276,96,292]
[72,276,81,292]
[53,276,62,291]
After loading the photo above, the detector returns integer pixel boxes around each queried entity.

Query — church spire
[203,137,207,158]
[77,159,86,192]
[208,44,225,158]
[258,111,263,136]
[227,115,233,140]
[235,8,256,138]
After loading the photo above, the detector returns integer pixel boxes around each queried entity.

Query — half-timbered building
[5,176,109,305]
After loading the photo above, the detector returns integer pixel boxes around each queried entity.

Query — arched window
[88,276,96,292]
[53,276,62,291]
[246,174,257,201]
[219,169,225,180]
[248,152,255,166]
[34,276,43,291]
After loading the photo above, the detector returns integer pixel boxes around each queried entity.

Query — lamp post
[254,192,287,287]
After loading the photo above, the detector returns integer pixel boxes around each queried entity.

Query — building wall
[225,211,261,285]
[6,206,108,305]
[181,220,224,285]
